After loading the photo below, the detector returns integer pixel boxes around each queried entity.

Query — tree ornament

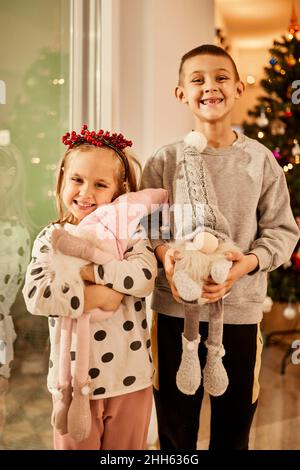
[274,63,282,72]
[270,118,286,135]
[269,57,277,65]
[285,54,297,66]
[292,140,300,156]
[284,106,293,118]
[256,109,269,127]
[292,250,300,270]
[262,296,273,313]
[286,85,293,99]
[283,304,297,319]
[273,147,281,159]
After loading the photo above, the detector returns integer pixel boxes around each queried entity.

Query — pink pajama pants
[53,386,153,450]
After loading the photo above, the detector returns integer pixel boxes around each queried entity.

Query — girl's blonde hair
[54,143,142,225]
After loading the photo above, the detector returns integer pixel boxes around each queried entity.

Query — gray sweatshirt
[141,132,300,324]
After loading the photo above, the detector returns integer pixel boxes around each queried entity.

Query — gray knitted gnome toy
[172,130,242,397]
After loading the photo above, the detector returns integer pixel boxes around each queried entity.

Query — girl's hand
[84,284,123,311]
[163,248,183,303]
[202,252,258,303]
[80,264,95,283]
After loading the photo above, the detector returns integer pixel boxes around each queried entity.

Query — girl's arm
[84,284,123,311]
[82,231,158,298]
[22,225,84,319]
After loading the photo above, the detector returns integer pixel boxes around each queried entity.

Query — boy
[141,44,300,450]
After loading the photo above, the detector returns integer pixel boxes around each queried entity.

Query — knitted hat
[174,130,231,242]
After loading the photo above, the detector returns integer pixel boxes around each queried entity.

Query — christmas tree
[243,1,300,304]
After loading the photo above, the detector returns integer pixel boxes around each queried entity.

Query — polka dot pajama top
[22,223,157,399]
[0,219,30,378]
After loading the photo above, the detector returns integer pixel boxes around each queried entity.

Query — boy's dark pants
[153,312,262,450]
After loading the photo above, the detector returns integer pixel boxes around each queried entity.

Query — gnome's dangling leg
[176,303,201,395]
[203,299,228,396]
[52,317,73,435]
[67,313,92,442]
[0,376,9,439]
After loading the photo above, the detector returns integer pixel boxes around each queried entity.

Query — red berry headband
[61,125,133,181]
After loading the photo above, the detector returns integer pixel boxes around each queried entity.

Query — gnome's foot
[203,343,228,396]
[68,379,92,442]
[176,334,201,395]
[52,383,72,435]
[0,377,8,438]
[173,271,200,303]
[51,228,95,261]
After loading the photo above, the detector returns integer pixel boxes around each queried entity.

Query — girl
[0,136,31,437]
[22,126,158,450]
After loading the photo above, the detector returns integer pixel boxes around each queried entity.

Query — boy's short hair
[178,44,240,84]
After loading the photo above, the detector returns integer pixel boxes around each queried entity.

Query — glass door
[0,0,70,449]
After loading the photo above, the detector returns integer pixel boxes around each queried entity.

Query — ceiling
[216,0,300,37]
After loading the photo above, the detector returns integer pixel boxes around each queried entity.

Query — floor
[198,341,300,450]
[1,339,299,450]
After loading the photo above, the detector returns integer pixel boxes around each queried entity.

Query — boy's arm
[247,157,300,272]
[140,156,169,254]
[203,156,300,303]
[22,226,84,319]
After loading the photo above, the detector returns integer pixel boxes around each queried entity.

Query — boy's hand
[163,248,183,303]
[202,252,258,303]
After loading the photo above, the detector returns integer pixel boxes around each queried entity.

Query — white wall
[112,0,215,163]
[230,46,271,125]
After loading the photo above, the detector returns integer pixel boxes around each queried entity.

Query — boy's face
[175,54,244,125]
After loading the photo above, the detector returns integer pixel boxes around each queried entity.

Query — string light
[246,75,256,85]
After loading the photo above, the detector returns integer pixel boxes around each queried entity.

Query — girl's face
[176,54,244,125]
[62,147,119,223]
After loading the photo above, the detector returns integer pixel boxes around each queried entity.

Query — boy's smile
[200,97,224,106]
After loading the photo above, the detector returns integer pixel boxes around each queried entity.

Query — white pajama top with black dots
[0,219,30,378]
[22,223,157,399]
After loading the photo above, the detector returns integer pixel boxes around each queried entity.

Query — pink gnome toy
[49,188,168,442]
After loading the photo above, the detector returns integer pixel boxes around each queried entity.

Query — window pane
[0,0,70,449]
